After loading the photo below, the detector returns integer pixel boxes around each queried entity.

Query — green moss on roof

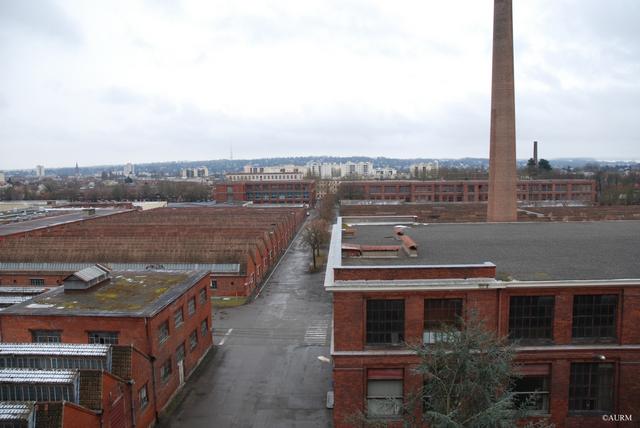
[31,272,190,312]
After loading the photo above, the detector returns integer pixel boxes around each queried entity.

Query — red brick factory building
[338,179,596,204]
[0,265,213,428]
[326,216,640,427]
[214,180,317,206]
[0,206,306,299]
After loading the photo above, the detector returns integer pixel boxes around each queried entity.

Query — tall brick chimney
[487,0,517,222]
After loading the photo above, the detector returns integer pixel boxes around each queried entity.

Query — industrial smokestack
[533,141,538,164]
[487,0,518,222]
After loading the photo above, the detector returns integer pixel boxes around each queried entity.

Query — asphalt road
[162,225,333,428]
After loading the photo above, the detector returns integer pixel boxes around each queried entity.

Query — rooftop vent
[63,264,111,292]
[400,235,418,257]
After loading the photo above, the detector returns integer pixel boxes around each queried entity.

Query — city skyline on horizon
[4,153,639,174]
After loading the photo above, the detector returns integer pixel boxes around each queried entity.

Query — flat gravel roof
[342,221,640,281]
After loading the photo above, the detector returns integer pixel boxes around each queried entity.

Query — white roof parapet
[0,342,110,357]
[0,296,33,305]
[0,402,35,421]
[0,287,51,294]
[327,278,640,292]
[0,262,241,273]
[0,368,78,384]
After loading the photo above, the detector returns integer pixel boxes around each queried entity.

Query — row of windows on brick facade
[159,318,209,385]
[159,287,208,346]
[31,330,119,344]
[140,318,210,414]
[366,362,615,419]
[365,295,619,346]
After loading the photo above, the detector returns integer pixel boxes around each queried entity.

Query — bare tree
[301,219,330,271]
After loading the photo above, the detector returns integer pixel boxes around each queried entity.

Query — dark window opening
[158,321,169,344]
[189,330,198,350]
[174,308,184,328]
[569,363,614,413]
[513,376,550,414]
[32,330,61,343]
[160,358,172,383]
[424,298,462,343]
[572,295,617,341]
[366,300,404,345]
[509,296,554,343]
[88,331,119,345]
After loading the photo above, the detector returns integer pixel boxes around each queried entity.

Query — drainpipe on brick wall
[145,317,160,424]
[497,289,502,335]
[128,379,137,428]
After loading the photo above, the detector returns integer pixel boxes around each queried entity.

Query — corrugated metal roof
[0,401,35,420]
[0,287,51,294]
[0,343,110,357]
[0,262,241,273]
[0,368,78,383]
[0,296,33,305]
[71,265,109,282]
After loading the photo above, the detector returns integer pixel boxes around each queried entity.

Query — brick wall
[331,283,640,427]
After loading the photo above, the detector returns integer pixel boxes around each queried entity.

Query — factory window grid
[569,363,614,413]
[189,330,198,350]
[509,296,554,343]
[199,288,207,305]
[366,371,403,418]
[187,297,196,316]
[0,356,105,370]
[572,295,618,341]
[158,321,170,345]
[160,358,172,383]
[0,383,74,402]
[512,376,550,414]
[88,331,119,345]
[210,279,217,289]
[423,298,462,344]
[31,330,61,343]
[176,342,186,363]
[174,308,184,328]
[201,319,208,337]
[139,384,149,409]
[29,278,45,286]
[366,299,405,346]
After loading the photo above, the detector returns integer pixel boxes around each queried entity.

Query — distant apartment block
[0,172,5,184]
[339,179,597,204]
[317,179,340,199]
[181,167,209,178]
[226,172,305,181]
[243,164,305,174]
[214,181,316,206]
[124,162,135,177]
[242,161,398,180]
[35,165,45,178]
[409,161,439,178]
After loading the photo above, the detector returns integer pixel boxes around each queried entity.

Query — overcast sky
[1,0,639,170]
